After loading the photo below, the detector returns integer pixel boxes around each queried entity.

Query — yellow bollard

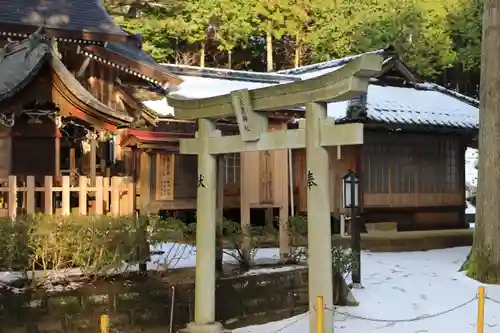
[100,314,110,333]
[477,286,485,333]
[316,296,324,333]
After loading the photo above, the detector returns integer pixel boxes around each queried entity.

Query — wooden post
[44,176,53,214]
[103,177,110,213]
[127,178,135,215]
[100,142,107,175]
[306,102,334,333]
[79,176,88,215]
[110,177,121,216]
[61,176,71,216]
[55,136,60,177]
[138,151,150,272]
[90,138,97,186]
[69,147,76,182]
[8,175,16,219]
[139,151,151,214]
[26,176,35,214]
[94,176,104,215]
[240,152,251,256]
[194,119,218,325]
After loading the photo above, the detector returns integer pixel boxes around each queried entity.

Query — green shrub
[286,215,355,277]
[0,214,187,284]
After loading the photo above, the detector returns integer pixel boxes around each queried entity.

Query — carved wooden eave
[115,84,159,126]
[0,23,133,44]
[167,54,383,120]
[120,129,192,150]
[51,54,134,130]
[0,35,134,130]
[81,44,183,87]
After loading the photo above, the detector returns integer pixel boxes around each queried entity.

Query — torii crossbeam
[169,54,383,333]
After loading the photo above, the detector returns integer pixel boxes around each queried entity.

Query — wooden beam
[167,54,383,119]
[180,123,364,155]
[76,57,91,78]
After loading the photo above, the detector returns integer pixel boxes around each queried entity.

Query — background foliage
[106,0,482,97]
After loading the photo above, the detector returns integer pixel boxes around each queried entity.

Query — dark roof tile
[0,0,126,36]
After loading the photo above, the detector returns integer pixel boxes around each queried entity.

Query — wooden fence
[0,175,135,217]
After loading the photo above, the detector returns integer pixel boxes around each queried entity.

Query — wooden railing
[0,175,135,217]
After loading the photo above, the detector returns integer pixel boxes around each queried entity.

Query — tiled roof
[0,0,126,37]
[327,83,478,129]
[106,42,170,76]
[278,51,479,130]
[161,63,300,83]
[277,49,386,78]
[146,53,479,131]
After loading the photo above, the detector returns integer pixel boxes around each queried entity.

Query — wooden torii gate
[168,54,382,333]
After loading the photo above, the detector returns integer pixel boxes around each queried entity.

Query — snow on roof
[277,49,386,78]
[142,99,173,117]
[143,66,297,116]
[279,51,478,130]
[144,54,479,130]
[169,75,286,99]
[328,84,479,129]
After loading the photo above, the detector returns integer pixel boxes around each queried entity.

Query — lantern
[342,170,359,208]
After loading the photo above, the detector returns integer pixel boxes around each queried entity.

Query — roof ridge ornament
[25,23,47,59]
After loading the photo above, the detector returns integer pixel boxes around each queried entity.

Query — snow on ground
[0,243,286,292]
[235,246,500,333]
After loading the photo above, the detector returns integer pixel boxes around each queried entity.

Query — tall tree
[175,0,221,67]
[215,0,254,68]
[253,0,289,71]
[283,0,312,68]
[467,0,500,283]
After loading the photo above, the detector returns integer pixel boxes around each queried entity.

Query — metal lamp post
[342,169,362,288]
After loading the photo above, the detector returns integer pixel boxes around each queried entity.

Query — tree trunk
[200,42,205,68]
[228,50,232,69]
[468,0,500,283]
[294,33,301,68]
[266,31,273,72]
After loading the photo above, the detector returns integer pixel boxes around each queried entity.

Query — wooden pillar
[138,151,150,272]
[240,152,251,255]
[69,147,76,181]
[55,136,60,177]
[279,150,290,260]
[193,118,218,326]
[139,151,151,214]
[90,138,97,186]
[305,102,334,333]
[100,140,107,175]
[264,208,274,228]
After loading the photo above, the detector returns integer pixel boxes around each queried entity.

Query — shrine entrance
[167,54,382,333]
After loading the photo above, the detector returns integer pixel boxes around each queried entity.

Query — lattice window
[363,133,461,194]
[224,153,240,185]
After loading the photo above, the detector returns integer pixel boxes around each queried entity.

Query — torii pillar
[306,102,334,333]
[181,119,225,333]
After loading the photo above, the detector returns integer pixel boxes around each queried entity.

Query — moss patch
[466,247,500,284]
